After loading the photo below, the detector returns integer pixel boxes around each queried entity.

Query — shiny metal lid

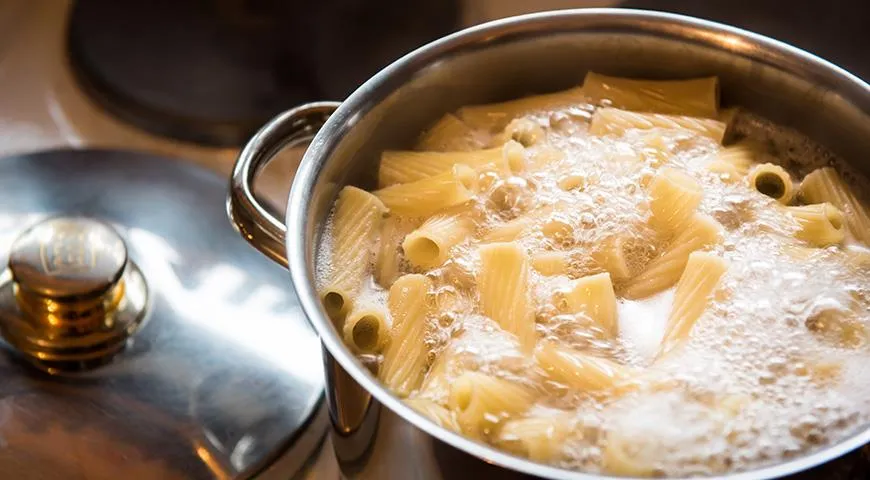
[0,150,325,479]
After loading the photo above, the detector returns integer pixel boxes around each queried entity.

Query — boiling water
[316,104,870,476]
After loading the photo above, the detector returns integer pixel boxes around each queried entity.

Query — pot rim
[286,8,870,479]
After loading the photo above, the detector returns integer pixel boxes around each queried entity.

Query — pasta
[343,306,389,353]
[405,397,460,431]
[784,203,846,247]
[659,251,728,356]
[416,113,484,152]
[588,108,727,143]
[582,72,719,118]
[380,274,433,396]
[558,272,618,338]
[800,167,870,243]
[378,147,503,187]
[318,74,870,477]
[448,372,535,438]
[590,235,635,282]
[648,167,704,233]
[320,186,386,320]
[374,164,477,217]
[536,343,632,392]
[748,163,795,204]
[403,211,474,269]
[478,242,537,351]
[374,216,402,288]
[496,413,575,461]
[622,214,723,299]
[458,86,586,131]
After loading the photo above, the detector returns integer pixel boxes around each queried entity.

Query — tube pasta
[623,213,723,299]
[496,413,575,461]
[416,113,484,152]
[403,212,474,269]
[483,204,557,242]
[378,147,503,187]
[458,86,586,131]
[602,430,659,477]
[582,72,719,118]
[320,186,387,320]
[535,343,632,392]
[478,242,537,351]
[531,251,572,276]
[589,108,727,143]
[748,163,795,204]
[558,273,618,338]
[718,140,761,174]
[501,118,546,147]
[659,251,728,356]
[649,167,704,233]
[380,274,434,396]
[374,164,477,217]
[784,203,846,247]
[343,307,389,353]
[800,167,870,244]
[374,216,402,288]
[448,372,535,438]
[591,235,634,282]
[405,397,460,432]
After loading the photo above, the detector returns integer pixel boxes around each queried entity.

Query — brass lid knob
[9,217,128,298]
[0,217,148,373]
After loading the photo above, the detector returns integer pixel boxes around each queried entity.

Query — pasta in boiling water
[316,73,870,477]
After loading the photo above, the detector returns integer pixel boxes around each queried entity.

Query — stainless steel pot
[227,9,870,479]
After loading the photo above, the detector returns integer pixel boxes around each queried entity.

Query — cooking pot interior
[304,18,870,263]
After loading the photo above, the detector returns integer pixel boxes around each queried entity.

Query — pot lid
[0,149,325,479]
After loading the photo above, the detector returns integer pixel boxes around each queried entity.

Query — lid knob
[0,217,149,373]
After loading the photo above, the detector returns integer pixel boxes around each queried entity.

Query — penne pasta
[478,242,537,351]
[800,167,870,244]
[458,86,587,131]
[320,186,387,320]
[558,272,618,338]
[496,413,575,461]
[405,397,461,432]
[380,274,434,396]
[374,216,402,288]
[784,203,846,247]
[622,213,723,299]
[403,212,474,269]
[589,108,727,143]
[535,343,632,392]
[448,372,535,438]
[416,113,484,152]
[648,167,704,233]
[343,306,389,353]
[582,72,719,118]
[748,163,795,204]
[659,251,728,356]
[378,147,503,187]
[374,164,477,217]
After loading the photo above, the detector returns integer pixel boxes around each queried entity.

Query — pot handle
[228,101,341,268]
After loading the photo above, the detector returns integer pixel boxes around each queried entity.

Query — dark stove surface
[67,0,460,146]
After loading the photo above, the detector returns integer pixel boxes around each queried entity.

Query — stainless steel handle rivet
[0,217,149,373]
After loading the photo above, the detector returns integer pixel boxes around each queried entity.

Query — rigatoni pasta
[316,74,870,477]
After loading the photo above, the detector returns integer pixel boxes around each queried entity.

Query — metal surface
[229,101,340,268]
[0,150,325,479]
[231,8,870,480]
[0,217,149,371]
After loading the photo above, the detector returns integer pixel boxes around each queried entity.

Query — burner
[66,0,460,146]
